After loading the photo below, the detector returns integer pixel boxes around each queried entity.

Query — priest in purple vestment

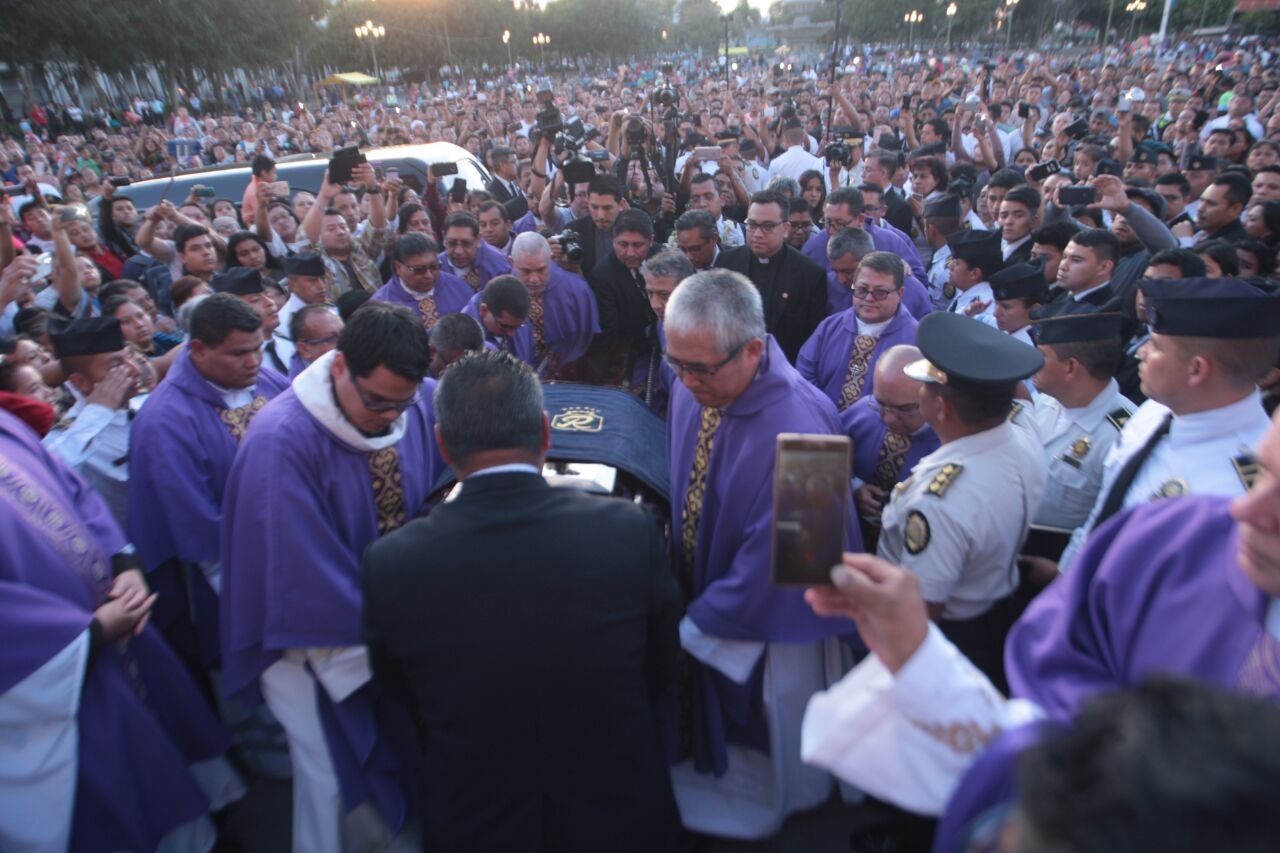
[509,232,601,376]
[441,211,509,292]
[462,275,537,365]
[370,232,473,330]
[220,301,442,853]
[802,187,926,282]
[664,268,863,840]
[0,409,240,852]
[798,250,920,411]
[128,294,290,672]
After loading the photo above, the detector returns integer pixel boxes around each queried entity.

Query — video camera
[823,126,861,168]
[555,117,599,185]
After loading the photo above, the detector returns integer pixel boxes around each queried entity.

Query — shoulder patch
[1233,452,1260,492]
[1007,402,1024,422]
[905,510,931,555]
[927,464,963,497]
[51,416,76,432]
[1105,407,1130,431]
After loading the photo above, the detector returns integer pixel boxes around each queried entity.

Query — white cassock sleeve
[0,630,89,853]
[305,646,373,703]
[800,623,1043,816]
[679,615,766,685]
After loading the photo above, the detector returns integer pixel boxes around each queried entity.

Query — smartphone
[329,145,366,185]
[385,167,399,181]
[108,176,132,188]
[58,205,89,223]
[1058,185,1097,206]
[770,434,852,588]
[449,178,468,204]
[271,180,289,197]
[1018,102,1030,119]
[1,185,25,197]
[430,161,459,178]
[902,94,912,110]
[1027,160,1060,182]
[193,186,216,199]
[1117,97,1131,113]
[694,146,722,162]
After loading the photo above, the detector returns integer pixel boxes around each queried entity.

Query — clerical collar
[755,247,783,264]
[1072,280,1110,302]
[204,378,257,409]
[398,278,434,301]
[855,314,893,337]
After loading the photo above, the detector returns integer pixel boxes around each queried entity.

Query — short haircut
[987,168,1027,190]
[99,279,144,303]
[748,189,789,219]
[1212,172,1253,209]
[490,145,515,165]
[442,211,480,236]
[856,251,905,290]
[612,208,654,240]
[1069,228,1121,266]
[1146,248,1207,278]
[1032,221,1083,251]
[587,174,624,201]
[336,289,373,323]
[428,311,484,355]
[434,350,544,466]
[765,175,801,198]
[1003,186,1042,212]
[290,303,337,344]
[828,227,875,261]
[665,268,766,354]
[511,231,552,260]
[640,247,695,283]
[174,224,210,253]
[476,200,511,223]
[189,293,262,347]
[674,209,717,241]
[394,231,442,261]
[826,186,866,215]
[857,183,885,201]
[337,300,429,383]
[1238,239,1276,277]
[1126,187,1167,219]
[1046,337,1124,381]
[1194,239,1239,276]
[1155,172,1191,197]
[934,382,1017,426]
[251,154,275,177]
[17,201,45,221]
[480,275,531,319]
[100,294,138,320]
[690,172,717,192]
[867,151,900,175]
[788,197,812,216]
[909,155,948,190]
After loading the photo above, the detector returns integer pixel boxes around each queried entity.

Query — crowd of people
[2,29,1280,853]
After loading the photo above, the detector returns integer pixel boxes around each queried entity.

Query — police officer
[1058,277,1280,571]
[1010,311,1136,538]
[922,195,960,308]
[878,311,1047,690]
[43,316,145,525]
[989,262,1052,347]
[943,230,1003,327]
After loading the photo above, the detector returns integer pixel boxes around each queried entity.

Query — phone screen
[770,435,852,587]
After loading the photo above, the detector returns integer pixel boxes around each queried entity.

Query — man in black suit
[997,186,1041,266]
[1047,228,1124,313]
[362,351,682,852]
[584,209,657,384]
[862,152,915,237]
[484,146,529,221]
[715,189,828,363]
[1193,172,1251,245]
[553,174,627,277]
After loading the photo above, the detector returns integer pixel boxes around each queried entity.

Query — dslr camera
[555,229,584,263]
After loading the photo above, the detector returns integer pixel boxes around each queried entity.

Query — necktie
[1092,413,1173,528]
[528,294,547,360]
[837,335,878,411]
[217,396,267,442]
[265,341,286,374]
[464,267,482,291]
[679,406,722,599]
[419,295,438,330]
[367,446,407,535]
[872,431,912,492]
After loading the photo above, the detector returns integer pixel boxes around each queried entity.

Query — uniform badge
[943,283,956,300]
[1154,478,1188,499]
[1071,436,1091,458]
[1007,402,1024,422]
[1233,451,1259,491]
[905,510,931,555]
[927,464,963,497]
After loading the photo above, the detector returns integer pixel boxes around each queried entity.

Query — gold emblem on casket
[550,406,604,433]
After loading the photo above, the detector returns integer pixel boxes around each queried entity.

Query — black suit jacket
[1201,218,1249,245]
[1004,239,1035,267]
[485,176,530,222]
[716,244,829,363]
[565,213,605,275]
[362,471,681,852]
[882,189,916,237]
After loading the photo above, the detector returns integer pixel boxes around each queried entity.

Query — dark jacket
[715,244,830,363]
[882,187,916,238]
[362,471,682,853]
[486,176,530,222]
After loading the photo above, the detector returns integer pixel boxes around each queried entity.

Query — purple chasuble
[1008,496,1280,718]
[802,224,927,282]
[462,292,537,364]
[443,240,508,290]
[0,411,229,853]
[796,307,919,408]
[219,386,442,832]
[839,396,941,485]
[511,211,538,235]
[541,264,602,366]
[371,272,474,328]
[667,336,864,774]
[288,352,307,379]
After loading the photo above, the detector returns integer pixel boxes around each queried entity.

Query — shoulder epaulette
[1008,402,1024,422]
[1233,451,1260,492]
[1105,407,1130,431]
[51,416,76,431]
[927,464,964,497]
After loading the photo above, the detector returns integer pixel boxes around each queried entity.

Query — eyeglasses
[744,220,784,233]
[645,288,675,302]
[300,333,340,347]
[663,342,746,378]
[851,286,901,301]
[789,220,813,231]
[400,262,441,275]
[493,316,524,334]
[443,238,476,249]
[350,375,419,413]
[869,397,920,417]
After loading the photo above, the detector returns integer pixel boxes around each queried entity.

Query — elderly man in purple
[798,250,920,411]
[128,294,290,674]
[664,268,863,840]
[441,210,509,292]
[508,231,600,377]
[0,409,242,852]
[803,187,927,283]
[630,248,688,417]
[462,274,537,365]
[370,232,473,330]
[220,302,442,853]
[798,408,1280,836]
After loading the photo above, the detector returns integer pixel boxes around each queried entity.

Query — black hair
[290,302,337,344]
[1237,239,1276,277]
[612,208,654,240]
[251,154,276,177]
[476,200,511,223]
[336,289,373,323]
[442,211,480,236]
[674,209,718,241]
[225,231,273,269]
[174,224,211,254]
[587,174,625,202]
[1212,172,1253,209]
[433,350,544,466]
[394,232,442,261]
[1003,186,1042,212]
[1032,221,1083,251]
[788,197,812,216]
[337,300,429,383]
[428,311,485,356]
[396,202,429,236]
[98,279,145,303]
[986,168,1027,191]
[1069,227,1121,267]
[1125,187,1167,220]
[189,292,262,347]
[480,275,531,319]
[825,186,866,215]
[1154,172,1191,196]
[1146,248,1207,278]
[1194,239,1240,276]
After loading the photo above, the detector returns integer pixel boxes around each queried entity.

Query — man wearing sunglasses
[371,232,472,331]
[220,301,444,853]
[663,268,862,840]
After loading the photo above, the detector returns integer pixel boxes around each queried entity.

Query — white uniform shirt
[947,282,999,329]
[43,391,146,526]
[767,145,824,183]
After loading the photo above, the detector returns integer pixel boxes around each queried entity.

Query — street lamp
[945,3,957,50]
[354,20,386,81]
[1004,0,1020,50]
[502,29,512,69]
[532,32,550,66]
[903,10,922,50]
[1124,0,1147,42]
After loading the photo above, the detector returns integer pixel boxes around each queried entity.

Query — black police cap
[990,263,1050,302]
[1139,277,1280,339]
[284,252,326,278]
[1032,310,1124,345]
[904,311,1045,388]
[946,229,1003,277]
[211,266,266,296]
[50,317,125,359]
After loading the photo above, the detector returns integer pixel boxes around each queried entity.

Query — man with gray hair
[630,248,692,415]
[663,268,861,840]
[427,312,485,378]
[362,351,682,850]
[826,226,933,317]
[508,231,599,377]
[798,248,921,411]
